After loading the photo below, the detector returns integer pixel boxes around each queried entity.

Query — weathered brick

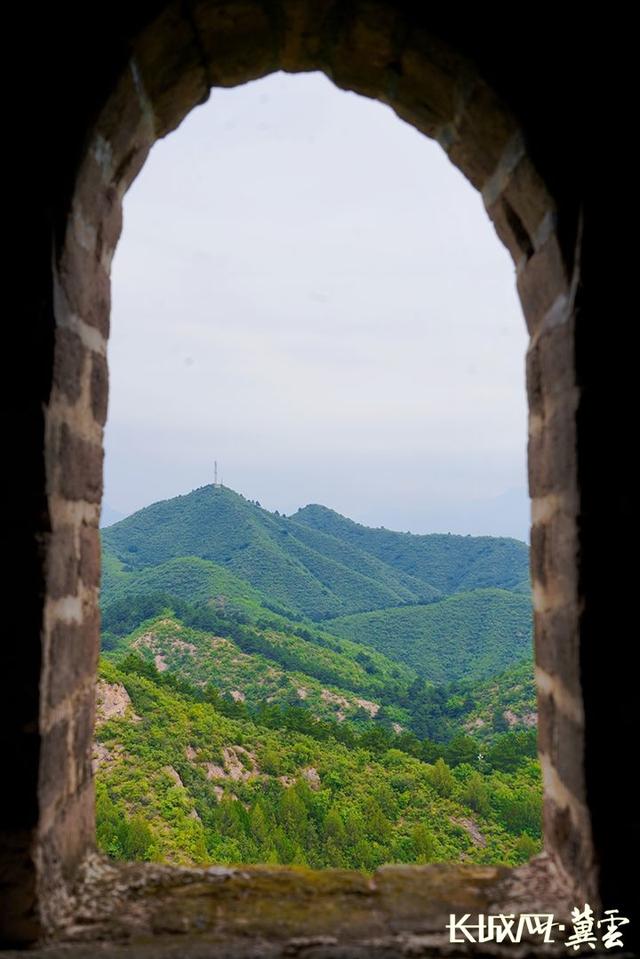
[192,0,276,87]
[89,351,108,426]
[538,690,585,800]
[57,424,103,504]
[45,525,79,599]
[517,231,570,334]
[95,186,124,264]
[527,429,543,499]
[73,687,96,790]
[79,524,101,589]
[529,510,578,604]
[47,610,100,710]
[132,1,209,139]
[543,795,587,885]
[448,82,518,190]
[52,328,86,405]
[488,194,533,264]
[40,779,95,883]
[544,508,578,601]
[533,318,575,403]
[503,155,555,242]
[392,27,462,132]
[72,151,110,220]
[278,0,339,70]
[7,2,611,945]
[59,236,111,338]
[526,337,544,417]
[389,33,461,139]
[75,68,152,198]
[530,521,547,588]
[528,402,577,498]
[534,605,581,700]
[38,718,69,811]
[327,0,400,98]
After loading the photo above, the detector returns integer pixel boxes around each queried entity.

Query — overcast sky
[104,71,530,541]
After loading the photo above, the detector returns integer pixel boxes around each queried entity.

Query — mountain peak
[102,484,530,622]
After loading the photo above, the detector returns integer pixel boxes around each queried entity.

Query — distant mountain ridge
[102,485,530,623]
[291,503,530,595]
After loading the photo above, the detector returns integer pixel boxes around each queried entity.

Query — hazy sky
[105,71,530,541]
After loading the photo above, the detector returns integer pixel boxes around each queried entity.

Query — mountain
[102,484,529,616]
[291,503,530,595]
[95,656,541,869]
[102,486,441,621]
[102,484,532,686]
[460,660,538,738]
[324,589,532,683]
[97,484,539,870]
[108,608,414,720]
[102,553,272,617]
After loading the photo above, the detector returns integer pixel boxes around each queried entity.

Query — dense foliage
[291,503,530,594]
[324,589,532,682]
[95,658,541,869]
[97,485,539,871]
[102,485,530,622]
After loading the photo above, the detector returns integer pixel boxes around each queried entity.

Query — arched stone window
[3,3,632,952]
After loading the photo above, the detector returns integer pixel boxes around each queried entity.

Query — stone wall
[2,1,632,950]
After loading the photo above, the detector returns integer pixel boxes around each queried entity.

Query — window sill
[9,852,592,957]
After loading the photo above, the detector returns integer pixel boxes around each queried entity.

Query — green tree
[279,787,309,845]
[249,800,273,847]
[121,815,155,860]
[411,823,435,863]
[459,771,490,816]
[445,735,479,767]
[487,731,536,772]
[514,832,539,864]
[427,758,455,797]
[362,797,391,843]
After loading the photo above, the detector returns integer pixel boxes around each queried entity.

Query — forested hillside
[324,589,531,682]
[96,657,540,869]
[97,485,539,870]
[102,485,529,620]
[291,503,530,594]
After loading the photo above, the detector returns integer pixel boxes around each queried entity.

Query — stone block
[47,609,100,710]
[73,686,96,791]
[192,0,277,87]
[89,351,108,426]
[79,524,101,589]
[488,194,533,263]
[57,424,103,504]
[38,717,69,811]
[517,231,569,334]
[59,235,111,339]
[528,402,577,498]
[45,524,79,599]
[132,1,210,139]
[448,81,517,190]
[538,690,585,800]
[534,605,581,700]
[503,154,555,243]
[52,327,86,405]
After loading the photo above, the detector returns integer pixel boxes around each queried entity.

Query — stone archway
[4,2,613,950]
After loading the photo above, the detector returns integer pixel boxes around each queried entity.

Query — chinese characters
[447,905,630,949]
